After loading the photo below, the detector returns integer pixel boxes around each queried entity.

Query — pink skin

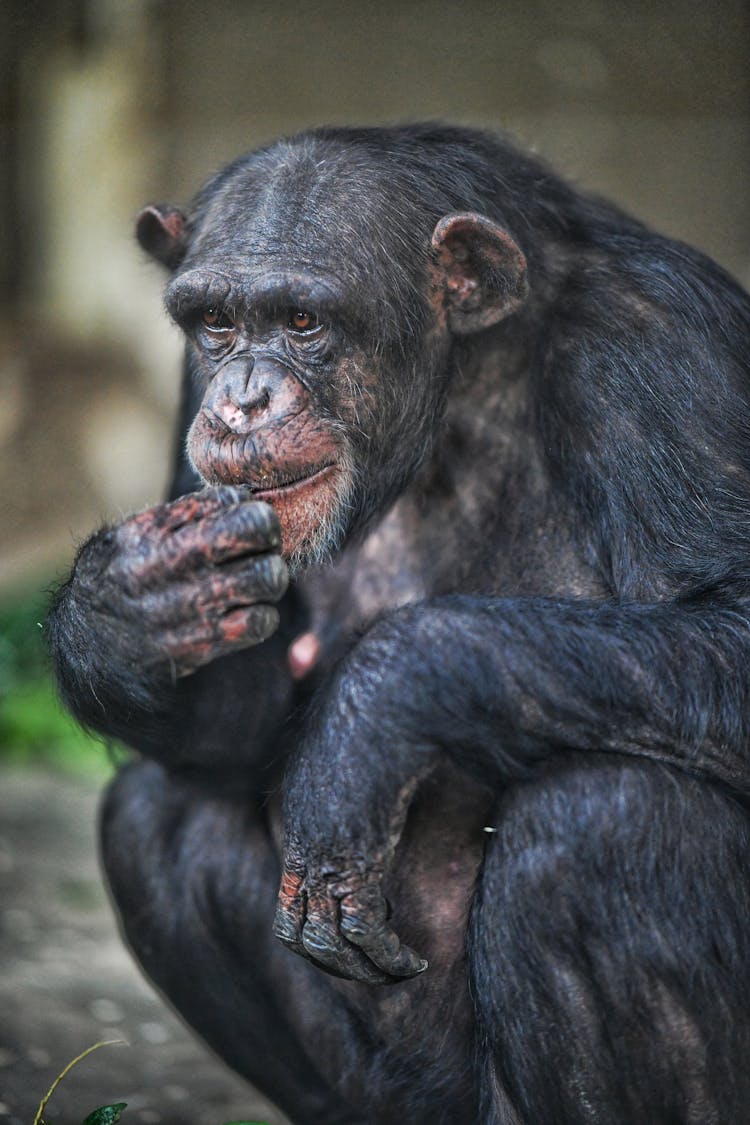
[188,366,343,562]
[287,632,321,680]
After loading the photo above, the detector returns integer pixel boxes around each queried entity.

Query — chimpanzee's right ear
[135,204,188,269]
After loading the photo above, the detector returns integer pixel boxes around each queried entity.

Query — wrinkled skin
[107,488,286,674]
[49,125,750,1124]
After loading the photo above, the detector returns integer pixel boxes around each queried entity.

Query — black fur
[48,124,750,1123]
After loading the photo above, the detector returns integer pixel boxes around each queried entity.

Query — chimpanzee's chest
[297,493,607,668]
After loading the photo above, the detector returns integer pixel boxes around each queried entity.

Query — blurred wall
[1,0,748,590]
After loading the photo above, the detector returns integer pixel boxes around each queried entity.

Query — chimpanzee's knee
[101,761,357,1124]
[101,759,283,980]
[469,757,750,1125]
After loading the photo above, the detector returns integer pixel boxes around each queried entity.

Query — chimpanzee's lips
[250,463,337,499]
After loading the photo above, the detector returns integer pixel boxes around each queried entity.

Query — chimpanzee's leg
[470,757,750,1125]
[100,759,366,1125]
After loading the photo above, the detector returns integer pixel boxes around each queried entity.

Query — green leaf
[81,1103,128,1125]
[33,1040,128,1125]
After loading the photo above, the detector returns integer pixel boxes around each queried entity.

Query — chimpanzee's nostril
[238,387,270,414]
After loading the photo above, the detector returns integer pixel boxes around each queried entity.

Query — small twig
[33,1039,128,1125]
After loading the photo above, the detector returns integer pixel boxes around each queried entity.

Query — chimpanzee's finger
[273,877,393,984]
[131,485,253,534]
[116,491,279,584]
[340,887,427,979]
[166,501,281,570]
[301,902,392,985]
[123,501,280,586]
[273,869,308,957]
[166,604,280,675]
[201,552,289,606]
[136,554,287,636]
[216,604,281,647]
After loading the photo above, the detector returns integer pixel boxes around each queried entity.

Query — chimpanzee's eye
[201,307,234,331]
[288,309,320,334]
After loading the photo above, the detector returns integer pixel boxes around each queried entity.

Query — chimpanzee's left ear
[135,204,188,270]
[431,212,528,334]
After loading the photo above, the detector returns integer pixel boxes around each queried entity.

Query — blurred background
[0,0,748,1120]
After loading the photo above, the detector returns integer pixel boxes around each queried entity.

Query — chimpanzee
[48,124,750,1124]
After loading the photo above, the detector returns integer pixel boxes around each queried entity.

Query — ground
[0,767,289,1125]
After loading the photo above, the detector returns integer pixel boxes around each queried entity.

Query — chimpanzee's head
[136,126,528,570]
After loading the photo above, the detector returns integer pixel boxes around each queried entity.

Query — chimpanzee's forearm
[441,596,750,788]
[431,596,750,786]
[294,595,750,809]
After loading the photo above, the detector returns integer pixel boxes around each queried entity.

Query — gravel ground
[0,767,289,1125]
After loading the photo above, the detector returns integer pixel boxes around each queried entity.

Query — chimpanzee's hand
[273,616,435,983]
[274,840,428,985]
[69,486,288,677]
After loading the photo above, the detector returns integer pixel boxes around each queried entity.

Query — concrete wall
[1,0,748,589]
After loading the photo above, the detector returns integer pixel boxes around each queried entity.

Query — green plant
[32,1040,127,1125]
[0,586,113,774]
[31,1039,269,1125]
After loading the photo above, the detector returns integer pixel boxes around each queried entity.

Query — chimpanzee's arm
[274,594,750,981]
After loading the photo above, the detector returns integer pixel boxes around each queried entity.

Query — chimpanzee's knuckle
[339,912,371,939]
[206,483,251,507]
[301,919,338,958]
[239,498,282,543]
[244,603,281,641]
[167,638,210,676]
[272,909,301,948]
[107,555,145,600]
[221,603,279,648]
[250,552,289,599]
[99,520,133,560]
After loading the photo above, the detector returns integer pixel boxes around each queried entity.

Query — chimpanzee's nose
[233,360,275,415]
[208,357,291,433]
[222,356,261,413]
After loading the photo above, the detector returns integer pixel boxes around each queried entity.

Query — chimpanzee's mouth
[250,463,337,498]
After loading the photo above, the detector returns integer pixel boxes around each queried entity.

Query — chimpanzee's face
[165,276,356,569]
[163,177,433,570]
[143,147,528,570]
